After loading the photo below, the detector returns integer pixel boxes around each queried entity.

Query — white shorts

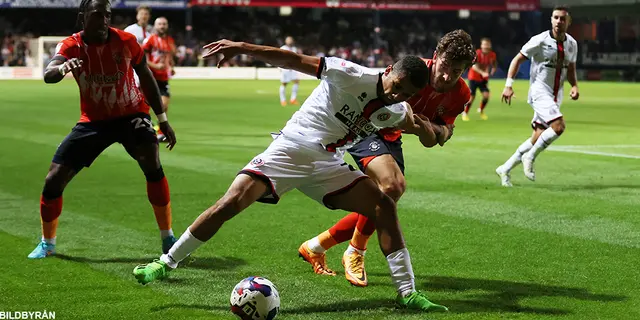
[529,94,563,128]
[280,69,299,83]
[240,134,367,209]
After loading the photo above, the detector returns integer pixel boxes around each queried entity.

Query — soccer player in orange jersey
[143,17,176,142]
[298,30,475,287]
[28,0,177,259]
[462,38,497,121]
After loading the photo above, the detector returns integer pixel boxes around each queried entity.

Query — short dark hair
[553,5,570,13]
[77,0,110,28]
[392,55,430,89]
[435,29,476,69]
[137,5,151,13]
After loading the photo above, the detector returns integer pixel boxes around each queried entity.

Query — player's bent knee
[550,118,566,135]
[379,180,406,202]
[143,166,165,182]
[42,164,75,198]
[376,194,398,218]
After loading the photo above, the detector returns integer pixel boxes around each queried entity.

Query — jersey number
[131,117,153,130]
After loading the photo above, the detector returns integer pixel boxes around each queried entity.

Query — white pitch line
[549,146,640,159]
[553,145,640,149]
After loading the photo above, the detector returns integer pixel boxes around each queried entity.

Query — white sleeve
[370,102,408,128]
[568,41,578,63]
[520,35,542,60]
[317,57,364,88]
[124,24,135,34]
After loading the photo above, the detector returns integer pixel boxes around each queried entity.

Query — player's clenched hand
[501,86,514,105]
[409,114,438,148]
[159,122,177,150]
[201,39,244,67]
[61,58,83,74]
[570,86,579,100]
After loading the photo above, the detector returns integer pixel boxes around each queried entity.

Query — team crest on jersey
[436,105,445,116]
[377,112,391,122]
[251,158,265,167]
[369,141,380,152]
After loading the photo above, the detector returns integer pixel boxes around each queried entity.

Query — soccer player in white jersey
[124,5,153,88]
[496,5,579,187]
[279,36,300,106]
[133,39,450,312]
[124,5,153,45]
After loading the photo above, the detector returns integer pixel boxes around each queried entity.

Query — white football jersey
[280,45,298,53]
[520,30,578,104]
[280,57,408,153]
[124,23,153,45]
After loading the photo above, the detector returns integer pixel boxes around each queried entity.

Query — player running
[462,38,497,121]
[28,0,177,259]
[279,36,300,106]
[124,4,152,45]
[298,29,475,287]
[142,17,176,142]
[133,39,449,312]
[496,6,579,187]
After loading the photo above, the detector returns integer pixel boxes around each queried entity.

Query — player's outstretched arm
[43,58,82,84]
[202,39,320,77]
[134,56,177,149]
[502,53,527,105]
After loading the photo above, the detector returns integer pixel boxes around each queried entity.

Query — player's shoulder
[59,34,79,46]
[112,27,138,42]
[530,31,551,43]
[325,56,370,75]
[456,78,472,99]
[123,24,137,32]
[565,33,578,45]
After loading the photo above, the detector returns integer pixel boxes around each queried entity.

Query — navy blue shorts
[468,79,489,95]
[52,113,157,171]
[347,134,405,175]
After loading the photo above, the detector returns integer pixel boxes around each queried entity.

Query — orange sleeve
[444,84,472,124]
[54,37,78,60]
[128,36,144,65]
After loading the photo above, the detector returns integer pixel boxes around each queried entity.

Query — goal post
[34,36,68,77]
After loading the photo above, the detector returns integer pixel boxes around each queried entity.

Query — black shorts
[468,79,489,95]
[348,134,405,175]
[157,80,170,97]
[52,113,158,171]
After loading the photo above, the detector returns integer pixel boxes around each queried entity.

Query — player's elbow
[43,72,59,84]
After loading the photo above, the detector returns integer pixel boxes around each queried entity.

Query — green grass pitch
[1,79,639,319]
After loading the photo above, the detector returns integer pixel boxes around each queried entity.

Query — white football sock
[160,229,174,239]
[307,236,325,254]
[290,83,299,101]
[345,244,366,256]
[279,85,286,103]
[526,127,560,160]
[42,236,56,245]
[386,248,416,297]
[503,139,533,171]
[160,228,203,268]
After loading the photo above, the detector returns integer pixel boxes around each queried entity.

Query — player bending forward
[133,39,449,312]
[496,5,579,187]
[28,0,177,259]
[298,29,475,287]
